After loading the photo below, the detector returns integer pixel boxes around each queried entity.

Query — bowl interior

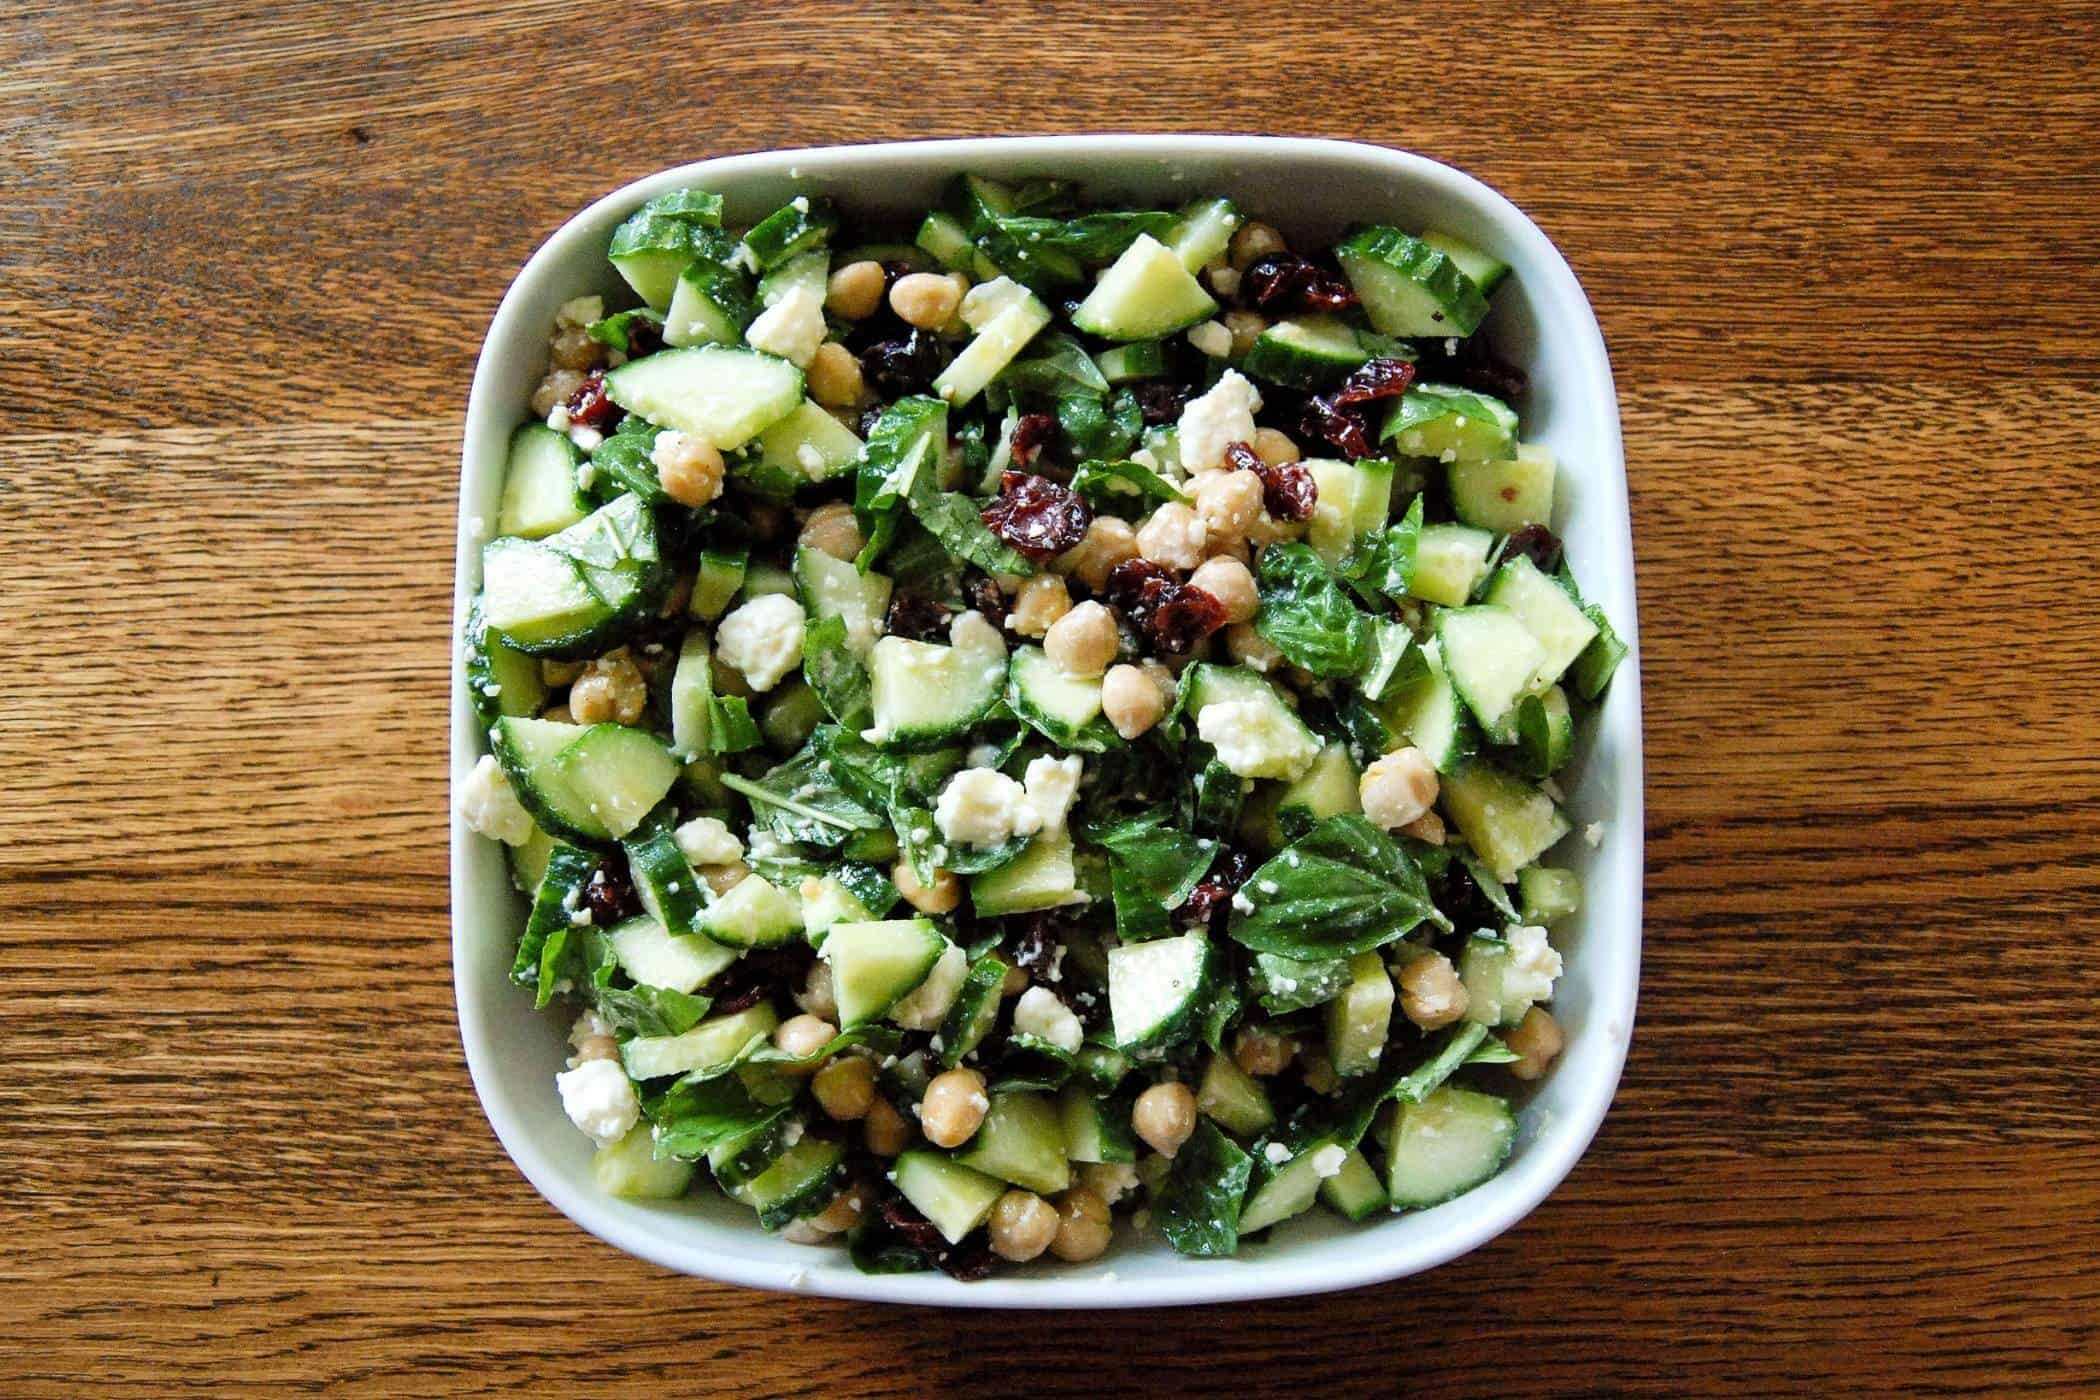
[451,135,1642,1308]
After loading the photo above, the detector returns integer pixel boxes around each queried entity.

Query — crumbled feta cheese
[1504,925,1564,1005]
[790,195,810,213]
[1263,1141,1292,1165]
[1309,1144,1348,1179]
[1231,889,1256,915]
[567,424,603,452]
[794,442,827,480]
[742,285,828,367]
[934,767,1041,848]
[715,592,806,692]
[1011,986,1083,1052]
[546,403,571,432]
[1080,1160,1140,1205]
[1175,368,1262,474]
[888,940,968,1030]
[555,295,604,329]
[554,1059,639,1146]
[1021,754,1084,835]
[458,754,533,846]
[1584,821,1605,847]
[568,1009,612,1049]
[1197,699,1319,781]
[1186,319,1232,358]
[674,815,743,867]
[949,608,1007,661]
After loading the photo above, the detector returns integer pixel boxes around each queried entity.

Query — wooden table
[6,2,2097,1393]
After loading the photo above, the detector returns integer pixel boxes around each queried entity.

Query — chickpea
[1506,1007,1565,1081]
[810,1180,876,1234]
[804,340,864,409]
[812,1054,877,1120]
[1229,220,1287,272]
[781,1218,835,1245]
[1233,1024,1295,1077]
[1000,962,1030,997]
[1043,600,1118,678]
[549,325,604,372]
[863,1095,910,1157]
[569,649,647,726]
[1008,573,1073,638]
[1056,516,1139,592]
[700,860,750,898]
[1225,621,1283,672]
[798,501,865,562]
[1397,951,1470,1030]
[658,571,694,619]
[826,260,887,320]
[773,1014,837,1069]
[711,654,754,699]
[1360,747,1440,830]
[1300,1051,1342,1096]
[1189,468,1264,547]
[539,657,584,687]
[1135,501,1208,571]
[1206,260,1241,298]
[651,430,727,509]
[987,1190,1060,1263]
[1252,427,1302,466]
[529,368,585,418]
[889,271,963,330]
[538,698,576,724]
[570,1033,618,1066]
[1400,810,1447,846]
[1131,1082,1198,1158]
[1077,1160,1140,1207]
[1188,556,1259,625]
[919,1068,990,1149]
[797,959,839,1022]
[1101,663,1167,740]
[1048,1187,1113,1263]
[1222,308,1267,358]
[892,858,961,915]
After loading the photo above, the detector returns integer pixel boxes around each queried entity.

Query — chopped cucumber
[916,210,1000,278]
[726,1134,848,1229]
[1382,639,1474,774]
[1093,340,1168,384]
[1325,951,1396,1078]
[742,196,838,270]
[1275,742,1361,833]
[1337,226,1492,339]
[1165,196,1241,272]
[1195,1052,1275,1137]
[866,634,1006,747]
[757,248,829,309]
[1070,234,1217,341]
[621,1002,778,1080]
[794,547,891,658]
[624,825,707,937]
[1305,457,1394,564]
[1518,865,1583,924]
[690,547,747,620]
[1059,1085,1137,1164]
[663,258,756,348]
[1242,316,1372,390]
[491,717,679,843]
[891,1150,1004,1245]
[1238,1144,1328,1235]
[1107,931,1213,1048]
[602,346,804,452]
[497,424,588,540]
[938,953,1008,1067]
[970,831,1082,917]
[609,213,727,311]
[1423,230,1510,294]
[1317,1147,1389,1221]
[1408,522,1496,606]
[749,400,865,489]
[1384,1086,1516,1209]
[668,630,712,758]
[953,1090,1070,1194]
[697,872,803,948]
[606,914,738,995]
[1441,759,1571,883]
[1383,384,1519,465]
[463,602,549,729]
[821,918,947,1027]
[1513,684,1575,779]
[800,872,883,943]
[934,278,1053,406]
[1179,663,1322,781]
[1437,605,1549,743]
[593,1123,695,1199]
[1006,645,1116,752]
[1448,441,1555,533]
[1480,555,1599,691]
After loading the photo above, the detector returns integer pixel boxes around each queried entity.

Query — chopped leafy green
[1226,814,1448,958]
[514,844,597,995]
[645,1075,782,1160]
[906,485,1034,576]
[594,983,712,1038]
[1183,755,1248,838]
[1455,842,1520,923]
[1083,808,1218,941]
[854,396,948,570]
[1069,456,1187,511]
[1251,952,1354,1014]
[722,741,885,848]
[1040,210,1179,262]
[801,614,873,729]
[1156,1119,1253,1257]
[1341,493,1424,605]
[1254,542,1372,679]
[1323,1022,1492,1149]
[996,332,1113,401]
[707,695,763,753]
[1056,390,1142,463]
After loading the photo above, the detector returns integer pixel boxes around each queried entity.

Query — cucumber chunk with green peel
[750,400,864,489]
[463,602,549,729]
[1383,384,1519,465]
[1108,931,1214,1048]
[1481,555,1600,691]
[1305,457,1395,564]
[479,540,610,653]
[1407,522,1495,606]
[1165,197,1242,272]
[1242,316,1373,390]
[593,1123,695,1200]
[1422,231,1510,294]
[1572,601,1629,702]
[663,257,756,348]
[1195,1052,1275,1137]
[1519,865,1583,924]
[916,210,1000,278]
[508,822,556,891]
[938,954,1009,1067]
[821,918,946,1027]
[970,831,1083,916]
[497,424,588,540]
[1381,639,1474,774]
[741,196,839,270]
[953,1090,1070,1194]
[933,278,1054,406]
[943,173,1017,234]
[1337,226,1492,338]
[1317,1146,1389,1220]
[1179,663,1323,781]
[1093,340,1169,384]
[602,346,805,452]
[606,914,739,995]
[491,717,679,843]
[669,631,713,759]
[1448,441,1555,533]
[1441,759,1571,883]
[1070,234,1218,341]
[756,247,829,309]
[624,826,707,938]
[891,1150,1005,1245]
[1058,1085,1137,1164]
[865,634,1007,747]
[726,1134,848,1229]
[794,547,890,658]
[1384,1086,1516,1209]
[1238,1143,1330,1236]
[1006,646,1116,752]
[1513,684,1575,779]
[620,1003,778,1080]
[1436,605,1548,742]
[1325,951,1396,1077]
[609,214,728,312]
[697,872,803,949]
[690,548,747,621]
[1275,742,1361,833]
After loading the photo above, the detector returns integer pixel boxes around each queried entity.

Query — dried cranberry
[884,592,952,643]
[861,329,946,396]
[1180,849,1259,928]
[1300,394,1377,459]
[1225,441,1316,523]
[1242,252,1359,315]
[622,318,664,359]
[706,943,814,1016]
[857,405,887,438]
[1418,336,1528,402]
[564,371,621,430]
[1103,557,1227,654]
[1128,380,1192,426]
[1103,557,1177,623]
[1008,412,1057,468]
[581,852,636,925]
[1502,524,1564,573]
[980,471,1093,563]
[1330,357,1417,407]
[882,1198,996,1281]
[961,572,1007,630]
[880,259,917,288]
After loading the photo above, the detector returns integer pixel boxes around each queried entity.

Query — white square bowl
[450,135,1642,1309]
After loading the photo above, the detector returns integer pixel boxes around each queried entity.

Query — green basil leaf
[802,614,872,730]
[1226,814,1448,958]
[1069,456,1187,511]
[1055,390,1141,463]
[1156,1119,1253,1257]
[1254,542,1373,679]
[1341,493,1424,605]
[594,983,712,1039]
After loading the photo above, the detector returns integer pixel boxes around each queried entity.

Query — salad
[458,172,1626,1279]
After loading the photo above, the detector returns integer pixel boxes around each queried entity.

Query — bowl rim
[451,133,1643,1309]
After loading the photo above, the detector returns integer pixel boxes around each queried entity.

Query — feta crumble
[674,815,744,867]
[1197,699,1319,781]
[1504,925,1564,1005]
[1021,754,1084,835]
[934,767,1041,848]
[742,285,827,367]
[1309,1143,1348,1179]
[554,1059,639,1146]
[458,754,533,847]
[1012,986,1084,1052]
[1175,368,1262,474]
[715,592,807,692]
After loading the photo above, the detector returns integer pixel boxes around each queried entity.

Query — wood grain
[4,0,2099,1394]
